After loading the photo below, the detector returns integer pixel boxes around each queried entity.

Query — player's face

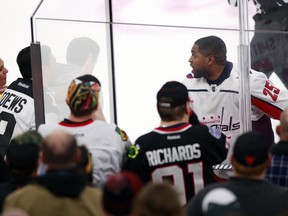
[0,58,8,87]
[188,44,209,78]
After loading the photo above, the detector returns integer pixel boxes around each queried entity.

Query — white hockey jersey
[38,119,132,187]
[0,78,35,155]
[183,62,288,142]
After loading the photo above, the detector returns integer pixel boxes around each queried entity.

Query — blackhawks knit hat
[66,74,101,114]
[157,81,189,108]
[233,131,269,167]
[102,171,143,216]
[6,130,42,171]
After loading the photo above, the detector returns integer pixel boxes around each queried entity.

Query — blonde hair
[132,182,184,216]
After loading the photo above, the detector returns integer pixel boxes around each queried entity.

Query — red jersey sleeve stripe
[251,96,282,120]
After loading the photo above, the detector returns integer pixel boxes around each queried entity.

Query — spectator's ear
[276,125,280,136]
[75,148,81,163]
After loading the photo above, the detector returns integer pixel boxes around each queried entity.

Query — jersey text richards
[146,143,201,167]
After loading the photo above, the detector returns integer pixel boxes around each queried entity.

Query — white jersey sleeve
[249,70,288,120]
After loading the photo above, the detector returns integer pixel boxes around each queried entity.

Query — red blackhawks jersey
[182,61,288,143]
[122,123,227,206]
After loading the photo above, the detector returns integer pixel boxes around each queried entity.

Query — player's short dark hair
[66,37,100,65]
[16,46,32,79]
[157,104,187,122]
[195,36,227,65]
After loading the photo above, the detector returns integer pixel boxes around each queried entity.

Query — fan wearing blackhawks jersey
[0,47,35,156]
[0,46,59,156]
[183,35,288,146]
[38,74,132,187]
[122,81,228,206]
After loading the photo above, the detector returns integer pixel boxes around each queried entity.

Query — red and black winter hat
[102,171,143,216]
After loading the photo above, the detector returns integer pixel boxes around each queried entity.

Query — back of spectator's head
[16,46,32,79]
[66,74,101,117]
[231,131,270,176]
[102,171,143,216]
[6,130,42,177]
[132,182,183,216]
[42,130,78,169]
[157,81,189,121]
[66,37,100,66]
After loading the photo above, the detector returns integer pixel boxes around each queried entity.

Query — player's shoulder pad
[207,127,222,140]
[115,126,128,141]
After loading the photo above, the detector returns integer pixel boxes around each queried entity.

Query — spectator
[102,171,143,216]
[0,46,59,155]
[3,129,105,216]
[132,182,184,216]
[0,130,42,212]
[186,131,288,216]
[38,74,132,187]
[0,57,8,97]
[122,81,227,206]
[266,108,288,188]
[0,47,35,155]
[183,35,288,146]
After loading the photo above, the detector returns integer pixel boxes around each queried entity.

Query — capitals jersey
[38,119,132,186]
[0,78,35,155]
[122,123,227,206]
[182,61,288,143]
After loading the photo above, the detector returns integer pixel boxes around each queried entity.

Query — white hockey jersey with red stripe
[182,61,288,141]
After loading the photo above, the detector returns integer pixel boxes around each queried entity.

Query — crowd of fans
[1,32,288,216]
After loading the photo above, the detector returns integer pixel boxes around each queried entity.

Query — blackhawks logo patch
[128,145,139,159]
[115,127,128,141]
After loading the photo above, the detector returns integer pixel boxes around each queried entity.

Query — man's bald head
[42,130,78,168]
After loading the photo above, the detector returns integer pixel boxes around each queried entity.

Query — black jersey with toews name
[122,122,227,206]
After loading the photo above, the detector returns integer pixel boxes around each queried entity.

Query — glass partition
[31,0,281,143]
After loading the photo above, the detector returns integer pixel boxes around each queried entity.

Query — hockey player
[183,35,288,146]
[122,81,228,206]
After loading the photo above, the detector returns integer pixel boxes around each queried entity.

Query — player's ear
[207,55,215,65]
